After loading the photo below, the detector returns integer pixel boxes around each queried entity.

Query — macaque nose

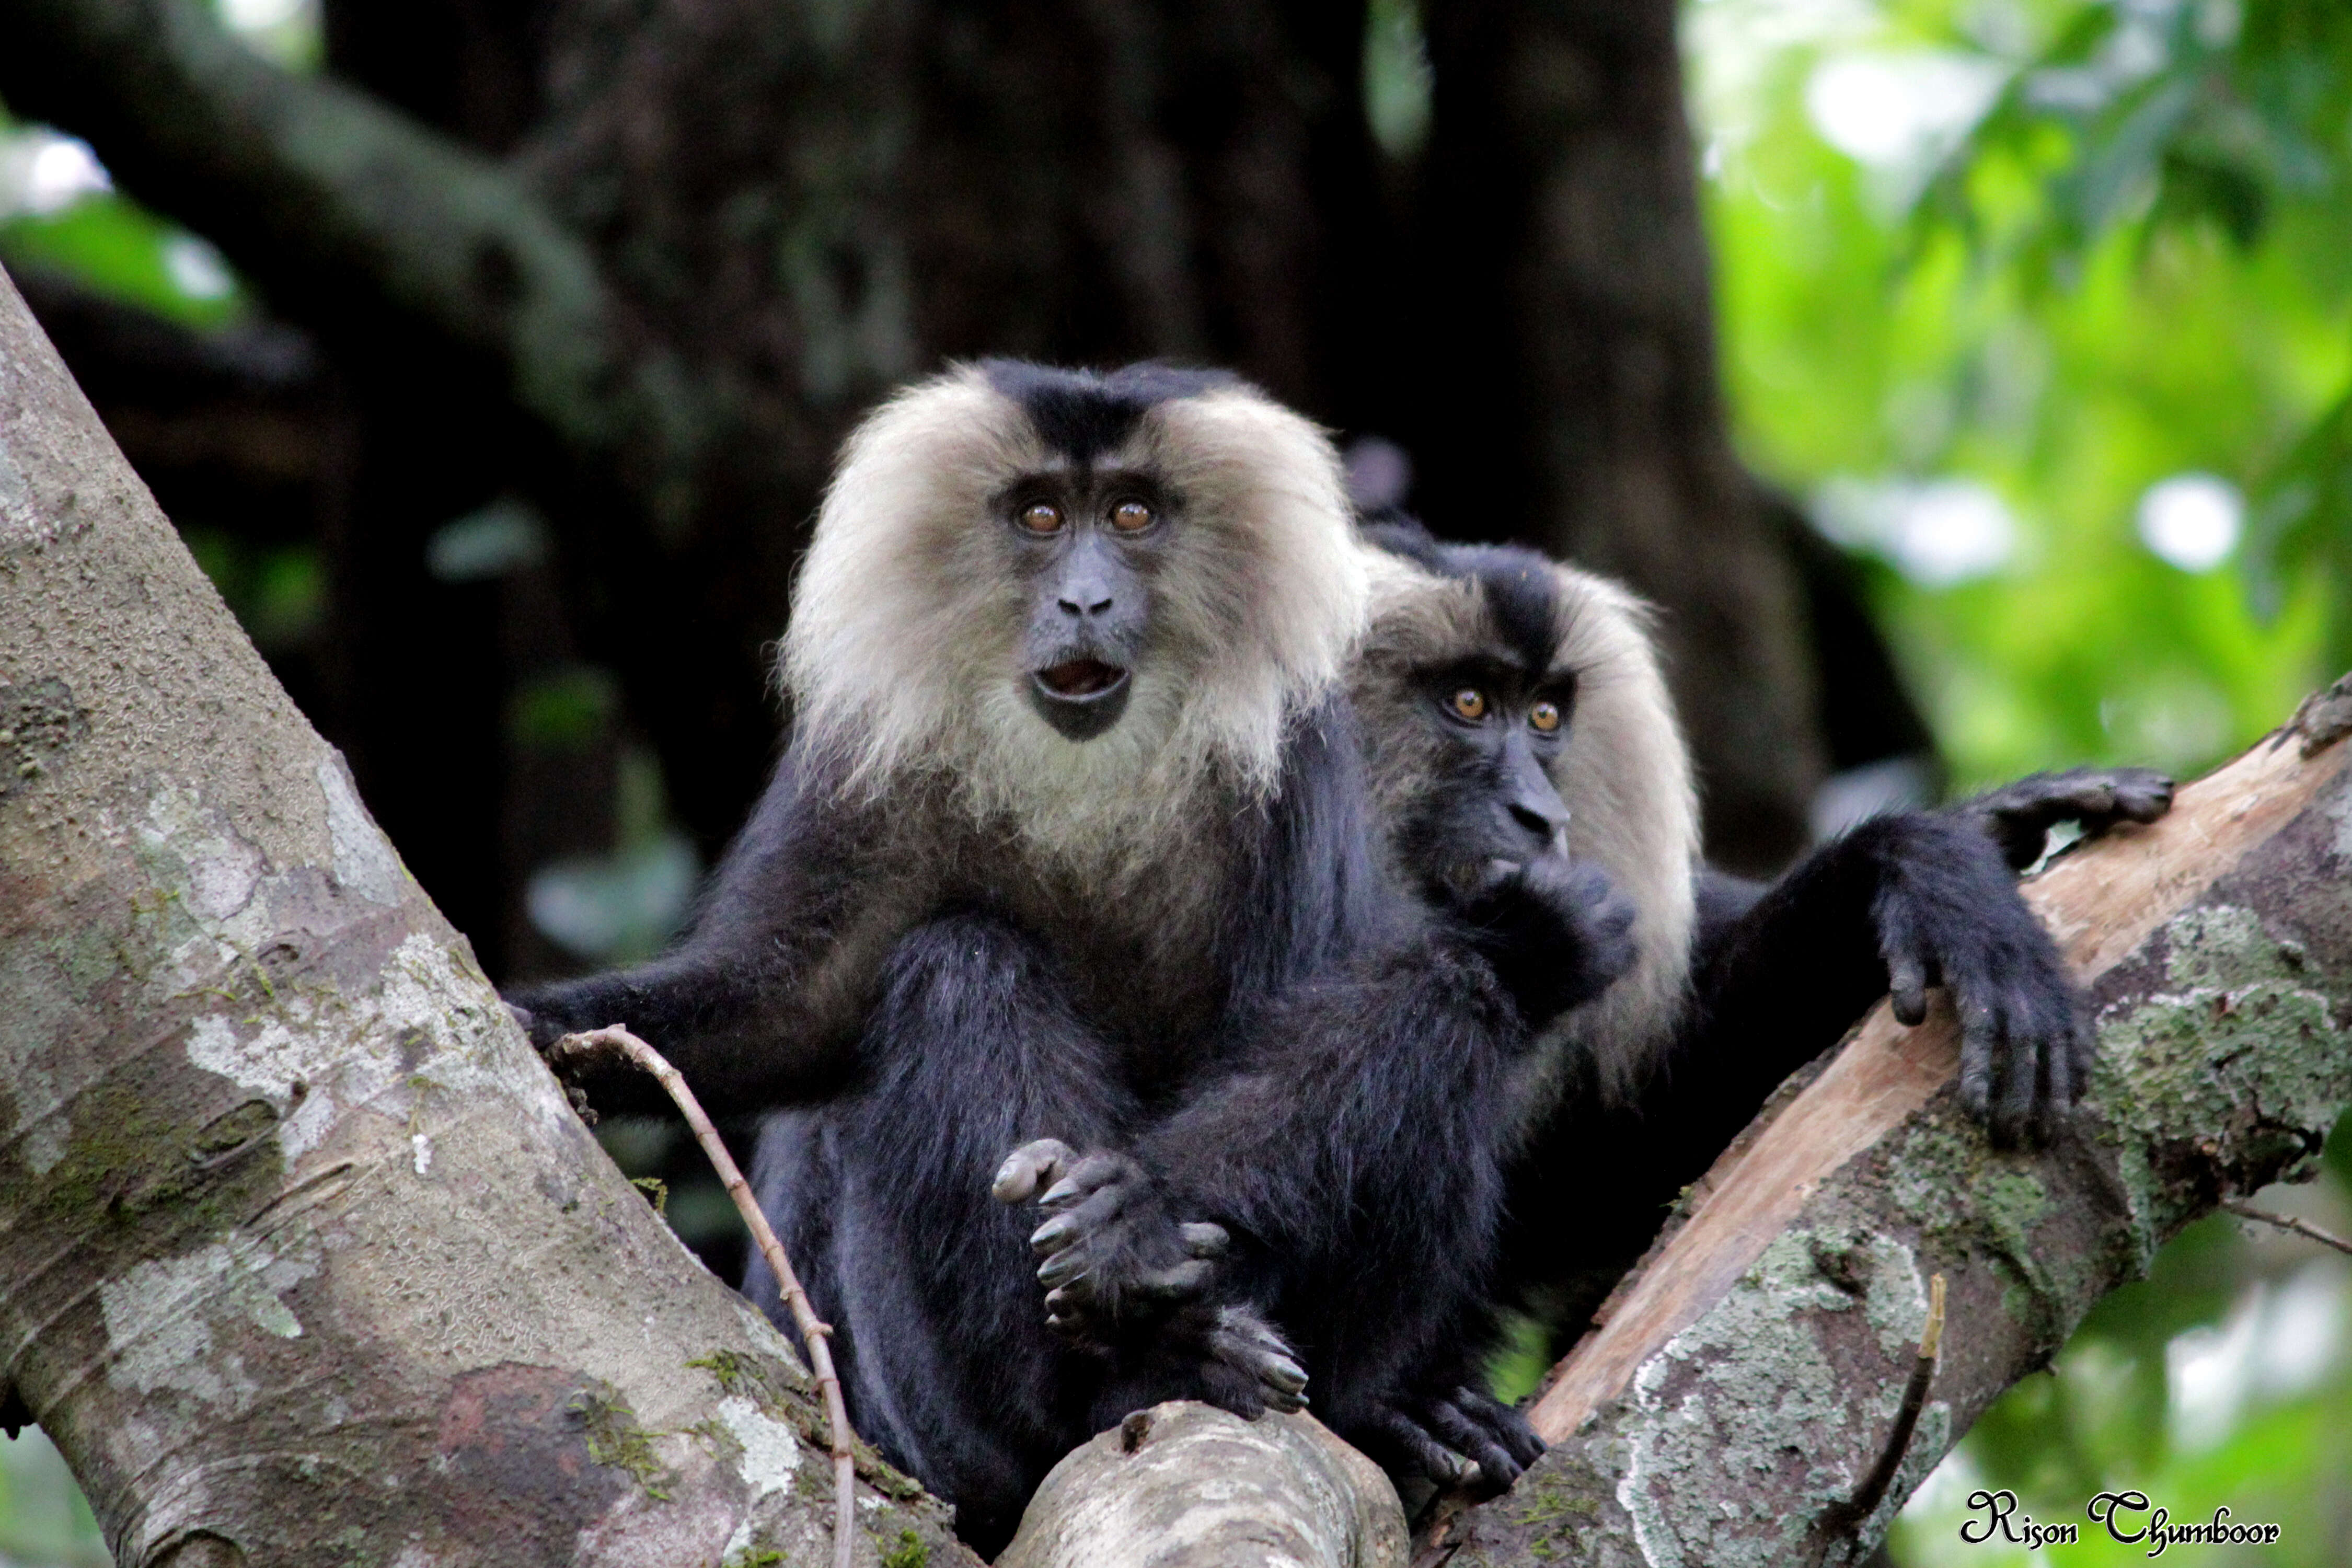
[1510,800,1563,840]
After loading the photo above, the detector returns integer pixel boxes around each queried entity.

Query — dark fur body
[741,894,1542,1551]
[723,689,1611,1547]
[730,517,2163,1541]
[1346,524,2169,1371]
[517,366,1600,1552]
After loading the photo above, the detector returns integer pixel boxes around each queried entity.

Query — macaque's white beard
[944,664,1278,883]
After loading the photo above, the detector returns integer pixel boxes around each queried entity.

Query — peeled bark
[0,263,973,1566]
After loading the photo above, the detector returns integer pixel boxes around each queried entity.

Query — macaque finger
[1043,1282,1094,1317]
[1993,1029,2039,1149]
[1030,1185,1126,1260]
[2109,771,2174,823]
[991,1138,1078,1204]
[1427,1399,1526,1491]
[1957,997,1997,1121]
[1039,1151,1128,1212]
[1888,952,1929,1028]
[1258,1355,1310,1401]
[1133,1259,1214,1299]
[1179,1221,1230,1258]
[1027,1210,1083,1255]
[1373,1411,1474,1488]
[1036,1245,1090,1290]
[1212,1308,1309,1403]
[2042,1024,2075,1120]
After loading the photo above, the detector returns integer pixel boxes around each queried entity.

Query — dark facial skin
[1361,656,1637,1030]
[1003,470,1175,741]
[1401,659,1577,888]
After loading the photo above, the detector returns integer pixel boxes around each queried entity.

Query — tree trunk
[0,262,975,1566]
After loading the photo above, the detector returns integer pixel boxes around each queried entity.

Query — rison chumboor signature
[1959,1487,2284,1553]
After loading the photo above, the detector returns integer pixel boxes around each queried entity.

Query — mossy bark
[0,264,973,1567]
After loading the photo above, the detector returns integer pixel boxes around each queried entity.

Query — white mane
[781,364,1369,872]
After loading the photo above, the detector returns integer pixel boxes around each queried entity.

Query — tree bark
[997,1403,1408,1568]
[0,263,975,1566]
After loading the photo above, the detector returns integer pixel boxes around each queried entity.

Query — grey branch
[0,263,963,1567]
[0,0,698,480]
[2221,1200,2352,1257]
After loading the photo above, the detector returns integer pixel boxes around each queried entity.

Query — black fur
[978,359,1235,460]
[1348,526,2173,1400]
[1494,776,2167,1360]
[743,896,1561,1552]
[720,686,1625,1549]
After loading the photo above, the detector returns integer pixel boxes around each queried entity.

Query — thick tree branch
[0,0,697,482]
[557,1024,863,1568]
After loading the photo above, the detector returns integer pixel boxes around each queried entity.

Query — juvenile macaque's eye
[1449,688,1488,721]
[1020,502,1065,534]
[1111,501,1155,533]
[1529,700,1562,733]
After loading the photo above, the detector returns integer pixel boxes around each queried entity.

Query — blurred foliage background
[3,0,2350,1559]
[1691,0,2352,1557]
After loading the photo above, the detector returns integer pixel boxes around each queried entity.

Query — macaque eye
[1448,688,1488,722]
[1111,500,1155,533]
[1529,700,1562,733]
[1019,502,1065,534]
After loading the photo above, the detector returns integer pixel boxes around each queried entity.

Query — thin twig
[557,1025,860,1568]
[1812,1272,1947,1568]
[2223,1200,2352,1256]
[1847,1272,1945,1521]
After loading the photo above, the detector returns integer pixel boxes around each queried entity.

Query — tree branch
[2221,1199,2352,1257]
[0,0,698,482]
[998,1402,1408,1568]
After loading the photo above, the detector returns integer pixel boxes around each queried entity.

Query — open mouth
[1028,658,1133,741]
[1035,659,1128,699]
